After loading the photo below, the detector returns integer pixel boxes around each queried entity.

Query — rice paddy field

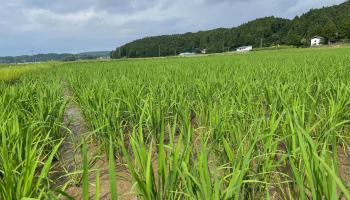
[2,48,350,199]
[0,61,60,82]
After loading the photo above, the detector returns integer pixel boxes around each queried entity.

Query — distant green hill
[0,51,111,64]
[0,53,72,64]
[110,1,350,58]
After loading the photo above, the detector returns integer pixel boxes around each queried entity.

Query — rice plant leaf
[52,190,76,200]
[313,152,350,199]
[82,137,89,200]
[109,134,118,200]
[95,170,99,200]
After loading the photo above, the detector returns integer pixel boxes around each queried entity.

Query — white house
[310,36,324,46]
[236,46,252,52]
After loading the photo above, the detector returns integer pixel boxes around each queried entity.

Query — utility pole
[31,51,34,63]
[75,50,79,64]
[222,42,224,53]
[159,45,160,57]
[119,48,121,59]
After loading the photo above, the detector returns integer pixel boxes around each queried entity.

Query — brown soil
[54,83,137,200]
[335,146,350,199]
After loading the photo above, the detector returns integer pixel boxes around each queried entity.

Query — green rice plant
[108,133,118,199]
[118,115,188,199]
[250,45,294,52]
[0,103,68,199]
[0,61,60,83]
[0,67,76,199]
[54,47,350,199]
[82,136,89,200]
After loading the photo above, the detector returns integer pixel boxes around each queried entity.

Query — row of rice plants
[0,71,72,199]
[61,48,350,199]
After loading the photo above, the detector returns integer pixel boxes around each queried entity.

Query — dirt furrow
[55,82,136,200]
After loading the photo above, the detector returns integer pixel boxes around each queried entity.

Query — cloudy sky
[0,0,345,56]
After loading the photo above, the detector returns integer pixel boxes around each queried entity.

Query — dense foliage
[0,53,72,64]
[61,54,104,62]
[111,1,350,58]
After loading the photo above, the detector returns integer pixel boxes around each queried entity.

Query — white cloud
[0,0,345,56]
[284,0,345,15]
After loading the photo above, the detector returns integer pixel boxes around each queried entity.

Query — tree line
[0,53,72,64]
[0,51,111,64]
[61,54,104,62]
[110,1,350,59]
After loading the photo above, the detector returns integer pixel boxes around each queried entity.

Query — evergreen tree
[315,24,325,37]
[194,48,202,53]
[324,20,336,44]
[286,30,294,44]
[291,34,301,47]
[340,18,350,39]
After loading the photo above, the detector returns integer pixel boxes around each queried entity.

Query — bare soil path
[56,82,137,200]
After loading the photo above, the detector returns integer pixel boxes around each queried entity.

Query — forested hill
[110,1,350,58]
